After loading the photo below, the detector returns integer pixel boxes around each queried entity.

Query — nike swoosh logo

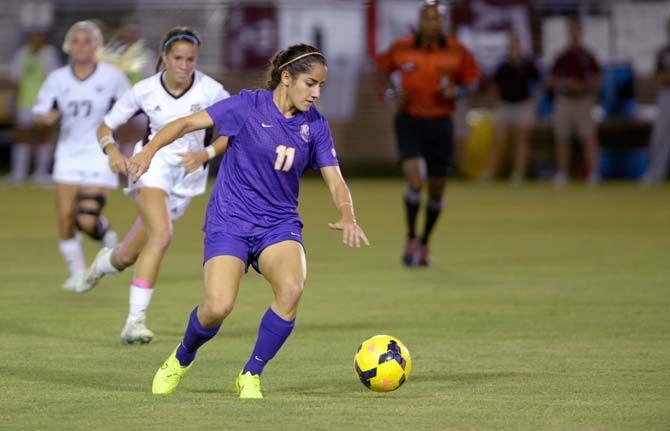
[254,356,265,362]
[261,123,273,128]
[290,232,299,237]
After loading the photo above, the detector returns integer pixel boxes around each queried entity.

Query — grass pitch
[1,179,668,430]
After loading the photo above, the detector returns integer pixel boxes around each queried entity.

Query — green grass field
[1,179,669,430]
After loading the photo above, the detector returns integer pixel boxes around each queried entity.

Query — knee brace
[74,194,109,240]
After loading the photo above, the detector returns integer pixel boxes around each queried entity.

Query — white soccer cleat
[120,317,155,345]
[62,273,84,291]
[101,229,118,249]
[74,248,110,293]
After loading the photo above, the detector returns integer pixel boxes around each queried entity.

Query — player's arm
[128,109,214,182]
[180,135,229,173]
[98,80,138,174]
[97,122,128,174]
[321,166,370,248]
[445,46,480,100]
[32,74,60,127]
[374,44,407,108]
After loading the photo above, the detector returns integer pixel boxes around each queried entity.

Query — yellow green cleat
[236,371,263,399]
[152,345,191,394]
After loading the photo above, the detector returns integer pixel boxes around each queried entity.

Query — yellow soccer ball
[354,334,412,392]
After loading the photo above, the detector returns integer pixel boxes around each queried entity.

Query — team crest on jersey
[300,124,310,143]
[190,104,201,112]
[400,61,416,72]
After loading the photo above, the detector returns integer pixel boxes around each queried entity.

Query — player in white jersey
[76,27,231,345]
[32,21,131,290]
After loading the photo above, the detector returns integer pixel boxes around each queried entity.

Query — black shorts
[394,111,453,177]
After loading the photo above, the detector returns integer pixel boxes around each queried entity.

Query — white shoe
[101,229,118,249]
[586,173,601,187]
[75,247,111,293]
[30,173,53,186]
[120,317,154,345]
[62,273,84,291]
[552,173,567,188]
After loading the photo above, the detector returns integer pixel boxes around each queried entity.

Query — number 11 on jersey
[274,145,295,171]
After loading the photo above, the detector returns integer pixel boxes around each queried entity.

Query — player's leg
[552,96,571,187]
[401,158,425,266]
[577,98,600,185]
[419,176,446,266]
[235,240,305,398]
[31,126,54,185]
[396,112,425,266]
[76,216,148,293]
[74,186,118,249]
[119,187,172,344]
[511,122,532,183]
[642,91,670,184]
[483,107,510,181]
[9,125,32,184]
[55,183,86,289]
[417,116,453,266]
[153,253,245,395]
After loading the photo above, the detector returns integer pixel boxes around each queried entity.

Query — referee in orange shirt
[376,0,480,266]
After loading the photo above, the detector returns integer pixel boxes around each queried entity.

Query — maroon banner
[224,4,278,70]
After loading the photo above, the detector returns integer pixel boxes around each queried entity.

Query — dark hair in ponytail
[155,26,201,72]
[265,43,327,89]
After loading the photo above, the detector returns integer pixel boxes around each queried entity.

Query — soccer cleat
[402,238,419,267]
[62,273,84,291]
[152,345,192,394]
[101,229,118,249]
[236,371,263,399]
[418,244,431,267]
[75,248,110,293]
[120,317,154,345]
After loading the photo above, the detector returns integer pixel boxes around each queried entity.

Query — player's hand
[441,85,459,100]
[41,109,61,126]
[179,150,208,173]
[107,146,129,175]
[396,91,409,108]
[328,219,370,248]
[127,148,154,183]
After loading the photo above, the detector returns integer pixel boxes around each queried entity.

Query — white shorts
[496,100,535,127]
[125,142,208,221]
[53,152,119,189]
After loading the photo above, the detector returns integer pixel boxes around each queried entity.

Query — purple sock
[175,307,220,366]
[242,307,295,376]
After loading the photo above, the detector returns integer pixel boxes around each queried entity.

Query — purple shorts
[203,221,304,273]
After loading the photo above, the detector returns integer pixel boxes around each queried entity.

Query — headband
[163,34,199,51]
[278,52,324,70]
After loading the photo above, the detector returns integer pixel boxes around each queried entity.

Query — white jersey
[33,62,131,187]
[104,70,230,166]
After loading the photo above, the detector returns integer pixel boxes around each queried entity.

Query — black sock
[404,188,421,238]
[421,200,444,245]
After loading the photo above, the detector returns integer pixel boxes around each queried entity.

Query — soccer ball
[354,334,412,392]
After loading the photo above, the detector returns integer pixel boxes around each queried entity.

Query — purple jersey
[204,89,339,234]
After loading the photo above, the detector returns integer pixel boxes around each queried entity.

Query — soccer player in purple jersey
[127,44,370,398]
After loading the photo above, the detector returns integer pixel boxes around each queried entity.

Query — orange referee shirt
[376,35,480,118]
